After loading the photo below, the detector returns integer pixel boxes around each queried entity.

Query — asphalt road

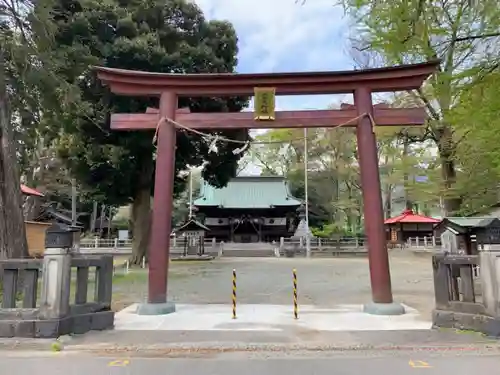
[2,350,499,375]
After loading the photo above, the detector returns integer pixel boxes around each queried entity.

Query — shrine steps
[221,242,276,258]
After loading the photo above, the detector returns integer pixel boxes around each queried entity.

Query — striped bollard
[232,269,237,319]
[293,268,298,319]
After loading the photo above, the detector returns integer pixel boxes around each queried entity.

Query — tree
[0,0,45,259]
[340,0,500,214]
[451,71,500,214]
[38,0,249,263]
[250,99,440,233]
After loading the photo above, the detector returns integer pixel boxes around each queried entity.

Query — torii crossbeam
[95,61,439,315]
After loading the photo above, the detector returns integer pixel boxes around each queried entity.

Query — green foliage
[250,113,440,232]
[112,216,129,230]
[339,0,500,214]
[311,223,344,238]
[37,0,250,208]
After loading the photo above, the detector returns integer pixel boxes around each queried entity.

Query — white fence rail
[80,235,441,250]
[405,236,441,248]
[79,235,441,258]
[80,237,221,249]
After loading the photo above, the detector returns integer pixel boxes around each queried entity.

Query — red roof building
[384,209,441,243]
[21,184,44,197]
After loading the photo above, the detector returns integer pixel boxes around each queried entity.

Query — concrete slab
[114,303,432,332]
[171,255,214,261]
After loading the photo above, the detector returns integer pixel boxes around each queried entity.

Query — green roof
[193,176,302,209]
[444,217,496,227]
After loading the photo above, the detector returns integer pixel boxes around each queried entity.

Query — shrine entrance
[231,216,261,243]
[95,61,438,315]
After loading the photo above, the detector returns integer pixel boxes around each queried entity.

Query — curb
[3,340,500,354]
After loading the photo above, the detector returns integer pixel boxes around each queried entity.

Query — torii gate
[95,61,438,315]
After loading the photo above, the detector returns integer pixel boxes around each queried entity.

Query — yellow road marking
[108,359,130,367]
[409,360,432,368]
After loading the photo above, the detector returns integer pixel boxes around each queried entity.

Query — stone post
[70,226,81,253]
[218,241,224,257]
[39,247,72,320]
[479,250,500,317]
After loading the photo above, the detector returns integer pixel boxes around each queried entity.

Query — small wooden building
[384,209,440,245]
[21,184,48,257]
[175,217,210,256]
[25,221,52,258]
[433,217,500,255]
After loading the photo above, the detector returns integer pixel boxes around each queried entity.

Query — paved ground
[2,348,500,375]
[113,303,431,331]
[112,251,435,318]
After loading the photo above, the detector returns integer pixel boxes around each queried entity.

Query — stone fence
[432,253,500,337]
[0,251,114,338]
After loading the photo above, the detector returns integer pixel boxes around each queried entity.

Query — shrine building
[193,176,302,243]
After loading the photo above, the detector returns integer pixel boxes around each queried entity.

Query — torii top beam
[95,61,439,97]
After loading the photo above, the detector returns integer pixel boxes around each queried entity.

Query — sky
[195,0,354,111]
[193,0,354,175]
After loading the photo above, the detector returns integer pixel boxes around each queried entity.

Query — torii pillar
[95,61,439,315]
[354,88,396,313]
[140,92,178,314]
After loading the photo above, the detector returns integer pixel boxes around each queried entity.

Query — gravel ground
[111,251,435,319]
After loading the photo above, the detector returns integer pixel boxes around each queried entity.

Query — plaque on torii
[95,61,439,314]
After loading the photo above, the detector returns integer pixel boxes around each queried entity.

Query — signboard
[254,87,276,120]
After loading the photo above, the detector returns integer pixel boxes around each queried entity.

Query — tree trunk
[402,136,413,211]
[438,128,462,215]
[331,177,340,223]
[383,186,392,219]
[130,187,151,265]
[0,47,29,260]
[130,163,153,265]
[382,153,392,218]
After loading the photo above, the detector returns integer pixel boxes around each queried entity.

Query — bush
[113,217,130,230]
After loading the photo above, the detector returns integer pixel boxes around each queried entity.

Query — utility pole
[71,178,77,226]
[90,201,97,233]
[304,128,311,258]
[188,168,193,218]
[107,205,112,238]
[99,204,105,237]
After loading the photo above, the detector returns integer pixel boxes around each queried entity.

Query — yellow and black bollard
[232,269,237,319]
[293,268,298,319]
